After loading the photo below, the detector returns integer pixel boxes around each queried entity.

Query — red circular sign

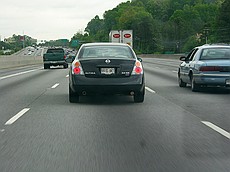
[124,34,131,38]
[113,34,120,38]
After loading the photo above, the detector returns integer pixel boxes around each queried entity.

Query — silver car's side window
[187,48,198,61]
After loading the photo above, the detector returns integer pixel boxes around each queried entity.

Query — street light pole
[203,28,209,44]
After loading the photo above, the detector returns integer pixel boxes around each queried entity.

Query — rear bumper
[44,61,67,65]
[194,73,230,86]
[70,74,145,95]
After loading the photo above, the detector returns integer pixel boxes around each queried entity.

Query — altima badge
[105,59,111,64]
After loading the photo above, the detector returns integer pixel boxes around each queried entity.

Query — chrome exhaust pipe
[82,91,87,96]
[130,91,135,96]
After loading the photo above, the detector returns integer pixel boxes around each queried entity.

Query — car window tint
[187,48,198,61]
[79,46,134,59]
[200,48,230,60]
[47,49,64,53]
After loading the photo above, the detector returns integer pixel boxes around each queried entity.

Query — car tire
[44,64,50,69]
[191,76,200,92]
[134,89,145,103]
[178,72,187,87]
[69,85,79,103]
[64,64,68,69]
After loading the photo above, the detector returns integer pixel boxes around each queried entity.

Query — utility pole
[203,28,209,44]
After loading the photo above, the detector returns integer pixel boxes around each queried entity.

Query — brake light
[199,66,221,71]
[135,67,142,74]
[64,55,66,59]
[132,60,143,75]
[72,61,84,75]
[73,67,81,74]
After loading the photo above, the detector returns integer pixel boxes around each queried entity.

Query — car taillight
[132,61,143,75]
[199,66,221,71]
[73,67,81,74]
[64,55,66,59]
[72,61,84,75]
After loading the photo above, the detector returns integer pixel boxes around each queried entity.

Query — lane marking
[5,108,30,125]
[201,121,230,139]
[145,87,156,93]
[51,83,60,89]
[66,74,69,78]
[0,129,5,132]
[0,68,42,80]
[172,70,178,73]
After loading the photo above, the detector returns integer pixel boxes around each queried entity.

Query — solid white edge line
[5,108,30,125]
[0,68,42,80]
[145,87,156,93]
[201,121,230,139]
[51,83,60,89]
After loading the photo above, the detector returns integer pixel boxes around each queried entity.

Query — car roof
[197,44,230,49]
[81,42,131,47]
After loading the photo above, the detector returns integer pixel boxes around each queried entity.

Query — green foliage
[71,0,227,53]
[216,0,230,42]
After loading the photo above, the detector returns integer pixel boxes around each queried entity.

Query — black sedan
[69,43,145,103]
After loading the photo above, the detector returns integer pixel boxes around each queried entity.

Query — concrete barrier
[0,55,43,69]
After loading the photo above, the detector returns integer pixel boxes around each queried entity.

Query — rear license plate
[101,68,115,75]
[226,79,230,85]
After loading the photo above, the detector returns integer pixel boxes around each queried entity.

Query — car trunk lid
[200,60,230,72]
[80,58,135,78]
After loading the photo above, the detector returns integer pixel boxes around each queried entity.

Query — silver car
[178,44,230,91]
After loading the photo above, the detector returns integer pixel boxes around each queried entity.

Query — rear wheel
[64,63,68,69]
[44,64,49,69]
[134,89,145,103]
[69,85,79,103]
[191,75,200,92]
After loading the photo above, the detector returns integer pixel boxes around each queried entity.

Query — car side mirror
[137,57,142,62]
[180,56,188,62]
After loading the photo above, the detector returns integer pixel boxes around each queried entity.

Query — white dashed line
[201,121,230,139]
[145,87,156,93]
[5,108,30,125]
[172,71,178,73]
[0,129,5,132]
[51,83,60,89]
[0,68,42,80]
[66,75,69,78]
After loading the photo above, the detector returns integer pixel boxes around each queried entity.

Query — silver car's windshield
[78,46,135,59]
[200,48,230,60]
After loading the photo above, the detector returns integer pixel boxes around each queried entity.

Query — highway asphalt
[0,58,229,172]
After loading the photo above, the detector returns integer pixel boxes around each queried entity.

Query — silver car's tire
[178,73,187,87]
[191,76,200,92]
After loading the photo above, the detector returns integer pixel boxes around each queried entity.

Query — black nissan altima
[69,42,145,103]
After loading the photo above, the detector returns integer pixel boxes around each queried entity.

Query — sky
[0,0,128,41]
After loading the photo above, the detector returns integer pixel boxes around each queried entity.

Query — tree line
[0,35,37,55]
[71,0,230,54]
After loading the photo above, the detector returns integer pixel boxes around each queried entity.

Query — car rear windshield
[200,48,230,60]
[46,48,64,53]
[78,46,135,59]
